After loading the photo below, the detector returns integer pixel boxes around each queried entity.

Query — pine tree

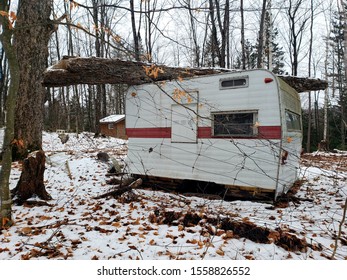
[264,27,286,75]
[329,10,347,149]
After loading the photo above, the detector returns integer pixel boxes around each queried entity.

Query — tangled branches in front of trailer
[126,79,302,201]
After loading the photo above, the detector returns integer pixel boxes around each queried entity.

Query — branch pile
[149,208,323,253]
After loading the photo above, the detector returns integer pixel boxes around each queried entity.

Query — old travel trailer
[125,69,302,200]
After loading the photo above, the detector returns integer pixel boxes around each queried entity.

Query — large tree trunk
[13,0,54,160]
[42,57,328,93]
[342,0,347,149]
[43,57,228,85]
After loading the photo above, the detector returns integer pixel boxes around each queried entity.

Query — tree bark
[13,0,54,160]
[306,0,314,153]
[0,0,20,228]
[240,0,246,70]
[130,0,141,61]
[11,150,52,205]
[257,0,267,68]
[42,57,328,93]
[341,0,347,149]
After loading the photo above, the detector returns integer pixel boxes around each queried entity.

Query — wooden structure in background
[99,114,127,139]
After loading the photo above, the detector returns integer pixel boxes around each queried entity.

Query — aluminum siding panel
[126,70,296,191]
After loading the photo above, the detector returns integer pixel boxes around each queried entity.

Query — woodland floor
[0,131,346,260]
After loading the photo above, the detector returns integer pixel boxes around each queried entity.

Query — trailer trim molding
[126,125,282,139]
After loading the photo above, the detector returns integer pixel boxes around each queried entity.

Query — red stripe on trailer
[126,127,171,138]
[258,126,281,139]
[127,126,282,139]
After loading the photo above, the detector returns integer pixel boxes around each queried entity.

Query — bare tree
[306,0,314,152]
[340,0,347,149]
[0,0,19,228]
[257,0,267,68]
[13,0,55,159]
[186,0,202,67]
[206,0,230,68]
[287,0,310,76]
[130,0,142,61]
[240,0,246,69]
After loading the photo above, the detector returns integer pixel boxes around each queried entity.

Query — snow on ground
[0,131,346,260]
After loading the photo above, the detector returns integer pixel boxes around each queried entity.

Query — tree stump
[11,150,52,205]
[318,140,329,152]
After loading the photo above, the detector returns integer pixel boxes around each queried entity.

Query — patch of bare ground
[301,153,347,172]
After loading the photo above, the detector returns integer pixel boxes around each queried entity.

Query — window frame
[211,110,259,137]
[285,110,301,132]
[219,76,249,90]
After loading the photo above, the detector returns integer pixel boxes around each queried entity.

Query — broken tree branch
[93,178,142,199]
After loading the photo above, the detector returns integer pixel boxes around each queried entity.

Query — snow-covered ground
[0,131,346,261]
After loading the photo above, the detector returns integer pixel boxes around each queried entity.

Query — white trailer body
[125,69,302,199]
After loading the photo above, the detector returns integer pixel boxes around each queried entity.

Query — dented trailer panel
[125,69,302,199]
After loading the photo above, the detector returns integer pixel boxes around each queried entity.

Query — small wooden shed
[99,114,127,139]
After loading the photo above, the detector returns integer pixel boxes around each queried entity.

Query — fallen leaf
[223,231,234,239]
[20,227,32,236]
[178,225,184,231]
[149,239,156,245]
[132,217,140,225]
[216,249,225,256]
[268,231,280,242]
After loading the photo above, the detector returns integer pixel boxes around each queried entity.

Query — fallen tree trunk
[43,57,228,87]
[43,57,328,93]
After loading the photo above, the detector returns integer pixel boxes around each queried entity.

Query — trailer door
[171,102,198,143]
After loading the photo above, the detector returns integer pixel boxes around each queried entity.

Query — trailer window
[285,110,301,131]
[212,111,258,137]
[220,76,248,89]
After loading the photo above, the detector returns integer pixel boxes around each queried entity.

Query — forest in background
[0,0,346,256]
[0,0,346,152]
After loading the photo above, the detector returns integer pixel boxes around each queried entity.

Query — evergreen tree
[233,39,257,70]
[264,27,286,75]
[329,10,347,149]
[203,34,220,68]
